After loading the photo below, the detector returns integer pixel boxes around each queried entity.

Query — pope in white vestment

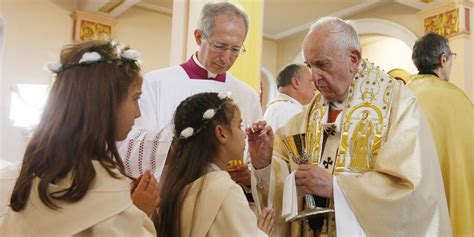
[119,54,262,178]
[251,60,452,237]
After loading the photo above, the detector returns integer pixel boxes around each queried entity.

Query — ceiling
[141,0,173,9]
[263,0,367,36]
[78,0,449,40]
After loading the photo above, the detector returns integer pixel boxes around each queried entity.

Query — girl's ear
[215,124,228,144]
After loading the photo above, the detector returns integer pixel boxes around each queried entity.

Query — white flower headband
[179,91,232,139]
[46,48,141,73]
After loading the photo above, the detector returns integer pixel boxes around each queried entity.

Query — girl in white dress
[155,92,274,237]
[1,39,157,237]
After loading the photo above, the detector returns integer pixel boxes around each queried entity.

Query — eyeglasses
[448,52,457,60]
[203,35,246,56]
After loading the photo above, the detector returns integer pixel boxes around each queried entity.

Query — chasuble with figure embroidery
[251,60,451,237]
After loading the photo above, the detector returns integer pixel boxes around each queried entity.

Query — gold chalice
[227,159,244,171]
[282,134,334,222]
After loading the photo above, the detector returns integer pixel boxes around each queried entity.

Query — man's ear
[215,125,228,144]
[290,76,300,89]
[349,49,362,73]
[439,54,448,68]
[194,29,203,46]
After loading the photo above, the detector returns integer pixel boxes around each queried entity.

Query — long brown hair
[10,39,141,211]
[155,92,237,237]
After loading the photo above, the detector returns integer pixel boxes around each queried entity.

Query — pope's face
[195,15,246,75]
[115,79,142,141]
[303,28,360,102]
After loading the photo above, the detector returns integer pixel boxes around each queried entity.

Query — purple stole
[180,57,226,82]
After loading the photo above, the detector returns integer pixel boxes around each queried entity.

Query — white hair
[309,16,361,52]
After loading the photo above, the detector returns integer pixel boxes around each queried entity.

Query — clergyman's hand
[131,170,161,216]
[229,164,251,187]
[246,120,274,169]
[295,164,333,198]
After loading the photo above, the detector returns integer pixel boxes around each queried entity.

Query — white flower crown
[46,49,141,73]
[179,91,232,139]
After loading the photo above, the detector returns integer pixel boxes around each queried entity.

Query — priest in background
[118,2,261,187]
[248,17,451,236]
[263,64,315,131]
[408,32,473,237]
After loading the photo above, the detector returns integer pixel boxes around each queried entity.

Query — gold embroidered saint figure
[349,110,374,171]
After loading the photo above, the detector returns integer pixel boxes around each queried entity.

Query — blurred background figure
[408,32,473,237]
[263,64,315,131]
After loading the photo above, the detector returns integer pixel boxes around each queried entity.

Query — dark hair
[155,92,237,237]
[412,32,451,73]
[277,64,305,88]
[10,39,141,211]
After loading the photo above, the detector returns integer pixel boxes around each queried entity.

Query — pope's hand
[295,164,333,198]
[229,164,251,187]
[246,120,273,169]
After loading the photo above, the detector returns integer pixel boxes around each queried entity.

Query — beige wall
[261,38,278,78]
[276,30,306,72]
[1,0,77,162]
[361,35,417,74]
[448,30,473,101]
[0,0,4,160]
[116,6,172,73]
[0,2,172,162]
[273,2,422,73]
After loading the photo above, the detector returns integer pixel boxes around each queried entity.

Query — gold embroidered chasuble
[408,74,473,237]
[251,60,451,237]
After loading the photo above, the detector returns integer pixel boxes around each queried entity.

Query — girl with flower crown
[155,92,274,237]
[1,39,157,236]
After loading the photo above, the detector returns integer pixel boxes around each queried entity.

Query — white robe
[263,93,303,131]
[119,63,262,178]
[0,161,155,237]
[181,170,267,237]
[136,65,262,131]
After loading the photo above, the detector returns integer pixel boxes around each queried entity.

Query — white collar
[281,93,303,107]
[193,53,218,79]
[209,163,222,171]
[329,101,344,110]
[270,93,303,108]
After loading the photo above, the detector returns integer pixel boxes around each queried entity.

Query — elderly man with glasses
[408,32,473,237]
[118,2,262,191]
